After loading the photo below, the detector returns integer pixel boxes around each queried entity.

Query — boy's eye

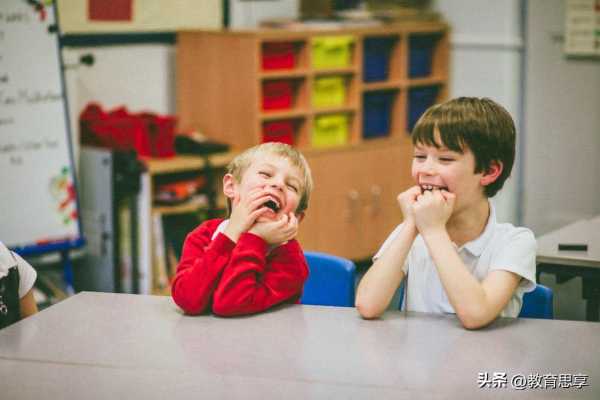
[414,155,426,160]
[439,157,455,162]
[259,171,271,178]
[287,184,298,192]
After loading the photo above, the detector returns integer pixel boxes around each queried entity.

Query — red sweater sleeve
[171,219,235,315]
[212,233,309,317]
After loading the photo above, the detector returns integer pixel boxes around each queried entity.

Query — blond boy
[172,143,313,316]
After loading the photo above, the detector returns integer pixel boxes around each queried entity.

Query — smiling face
[412,129,489,212]
[225,155,304,221]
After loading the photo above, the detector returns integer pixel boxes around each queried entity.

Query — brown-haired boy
[356,97,536,329]
[172,142,313,316]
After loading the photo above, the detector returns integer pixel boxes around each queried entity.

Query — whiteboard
[0,0,83,254]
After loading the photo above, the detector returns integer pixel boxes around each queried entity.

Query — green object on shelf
[312,75,346,108]
[312,113,349,148]
[312,35,354,69]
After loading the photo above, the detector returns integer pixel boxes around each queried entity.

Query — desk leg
[582,277,600,322]
[537,263,600,322]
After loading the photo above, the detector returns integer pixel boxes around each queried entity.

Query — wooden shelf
[141,153,235,175]
[311,66,358,76]
[311,105,357,115]
[405,76,446,88]
[153,200,207,216]
[176,22,450,260]
[362,81,402,91]
[259,109,308,121]
[259,69,309,79]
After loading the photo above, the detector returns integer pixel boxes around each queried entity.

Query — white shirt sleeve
[14,252,37,298]
[372,223,410,274]
[490,227,537,293]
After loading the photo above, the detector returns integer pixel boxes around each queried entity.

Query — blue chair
[519,284,554,319]
[398,281,406,310]
[300,251,356,307]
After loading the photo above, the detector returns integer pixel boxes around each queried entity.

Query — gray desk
[1,292,599,399]
[536,216,600,320]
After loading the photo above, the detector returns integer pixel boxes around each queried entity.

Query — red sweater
[171,219,309,316]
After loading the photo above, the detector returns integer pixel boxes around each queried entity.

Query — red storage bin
[136,113,176,158]
[262,42,295,70]
[79,103,176,158]
[262,80,293,111]
[262,120,294,145]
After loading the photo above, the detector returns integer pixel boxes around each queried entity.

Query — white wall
[521,0,600,322]
[522,0,600,235]
[431,0,524,225]
[62,45,175,166]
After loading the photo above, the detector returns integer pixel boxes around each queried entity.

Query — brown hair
[411,97,516,197]
[226,142,313,213]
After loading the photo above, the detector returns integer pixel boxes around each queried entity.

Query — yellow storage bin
[312,113,349,148]
[312,76,346,108]
[312,35,354,69]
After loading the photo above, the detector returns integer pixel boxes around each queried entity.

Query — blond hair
[227,142,313,213]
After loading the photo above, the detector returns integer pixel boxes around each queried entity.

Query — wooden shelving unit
[138,153,235,295]
[176,21,449,260]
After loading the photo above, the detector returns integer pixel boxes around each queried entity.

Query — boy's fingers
[410,185,423,196]
[247,194,273,210]
[249,207,269,220]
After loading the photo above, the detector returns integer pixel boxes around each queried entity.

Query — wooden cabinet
[176,22,449,260]
[298,140,412,259]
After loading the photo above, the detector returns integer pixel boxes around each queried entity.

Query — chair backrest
[300,251,356,307]
[518,284,554,319]
[398,281,406,310]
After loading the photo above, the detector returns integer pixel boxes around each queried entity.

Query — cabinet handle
[345,189,360,221]
[370,185,382,216]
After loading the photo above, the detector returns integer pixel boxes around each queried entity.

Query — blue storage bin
[409,35,437,78]
[408,86,439,132]
[363,91,395,139]
[363,37,395,82]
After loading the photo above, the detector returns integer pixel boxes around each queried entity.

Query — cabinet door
[298,143,413,260]
[300,151,360,257]
[359,144,412,257]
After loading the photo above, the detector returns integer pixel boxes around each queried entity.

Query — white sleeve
[372,223,409,274]
[14,252,37,298]
[490,228,537,293]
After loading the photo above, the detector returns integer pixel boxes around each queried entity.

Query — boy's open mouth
[420,184,448,192]
[263,199,280,213]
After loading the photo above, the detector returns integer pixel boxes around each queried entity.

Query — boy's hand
[413,189,455,235]
[224,188,272,242]
[249,212,299,246]
[397,185,422,228]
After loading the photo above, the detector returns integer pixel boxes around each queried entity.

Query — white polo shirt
[0,241,37,298]
[373,203,537,317]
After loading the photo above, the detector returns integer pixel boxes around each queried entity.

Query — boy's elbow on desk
[355,298,384,320]
[455,310,496,330]
[171,285,206,315]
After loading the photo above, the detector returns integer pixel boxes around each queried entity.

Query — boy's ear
[480,161,503,187]
[295,211,305,223]
[222,173,237,199]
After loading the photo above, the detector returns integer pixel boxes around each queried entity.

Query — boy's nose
[268,179,284,191]
[418,158,436,175]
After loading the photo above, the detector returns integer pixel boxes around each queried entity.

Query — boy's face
[411,129,488,210]
[225,155,304,222]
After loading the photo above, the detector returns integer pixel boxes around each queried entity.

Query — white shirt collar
[459,201,496,257]
[212,219,230,241]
